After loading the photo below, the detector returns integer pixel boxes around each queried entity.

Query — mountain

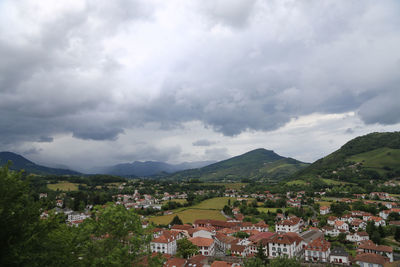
[0,152,80,175]
[99,160,215,177]
[294,132,400,182]
[165,148,309,181]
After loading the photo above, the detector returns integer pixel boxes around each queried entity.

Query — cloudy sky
[1,0,400,172]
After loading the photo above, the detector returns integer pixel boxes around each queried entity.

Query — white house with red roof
[304,237,331,263]
[346,232,369,244]
[368,216,386,227]
[189,237,215,256]
[150,230,180,255]
[276,216,303,233]
[320,206,330,215]
[334,220,349,232]
[268,232,304,258]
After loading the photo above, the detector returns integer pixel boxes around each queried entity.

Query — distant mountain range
[2,131,399,181]
[98,160,216,177]
[294,132,400,182]
[164,148,309,181]
[0,152,80,176]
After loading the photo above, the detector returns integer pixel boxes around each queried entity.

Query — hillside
[294,132,400,182]
[98,160,215,177]
[165,148,309,181]
[0,152,80,176]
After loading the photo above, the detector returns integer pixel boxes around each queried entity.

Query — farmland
[149,209,225,225]
[149,197,242,225]
[47,181,80,191]
[201,182,247,190]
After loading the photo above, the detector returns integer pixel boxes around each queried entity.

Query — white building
[276,216,303,233]
[150,230,180,255]
[346,232,369,244]
[268,233,304,258]
[320,206,330,215]
[304,237,331,263]
[329,247,349,265]
[189,237,215,256]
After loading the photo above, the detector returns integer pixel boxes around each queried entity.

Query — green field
[47,181,80,191]
[316,201,332,207]
[149,209,225,225]
[257,207,284,213]
[286,180,308,186]
[347,147,400,174]
[191,197,235,210]
[202,183,247,190]
[161,199,188,205]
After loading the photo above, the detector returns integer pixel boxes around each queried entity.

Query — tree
[268,256,301,267]
[255,243,268,265]
[0,164,43,266]
[338,232,347,243]
[170,215,183,225]
[371,231,381,245]
[77,204,155,266]
[243,257,266,267]
[176,238,199,259]
[394,227,400,242]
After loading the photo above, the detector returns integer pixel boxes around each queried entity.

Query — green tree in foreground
[243,257,266,267]
[176,238,199,259]
[170,215,183,225]
[0,163,159,267]
[268,256,301,267]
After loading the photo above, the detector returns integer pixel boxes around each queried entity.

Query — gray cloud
[192,139,217,146]
[0,0,399,167]
[38,136,54,143]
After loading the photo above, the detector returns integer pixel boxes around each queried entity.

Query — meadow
[149,209,225,225]
[47,181,80,191]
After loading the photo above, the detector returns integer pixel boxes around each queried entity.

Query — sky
[0,0,400,172]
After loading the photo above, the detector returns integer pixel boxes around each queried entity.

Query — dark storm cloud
[192,139,217,147]
[0,0,400,152]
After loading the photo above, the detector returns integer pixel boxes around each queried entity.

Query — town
[38,178,400,267]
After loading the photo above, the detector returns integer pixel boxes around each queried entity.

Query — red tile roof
[189,237,214,247]
[305,237,331,252]
[268,232,303,245]
[164,258,186,267]
[355,253,387,265]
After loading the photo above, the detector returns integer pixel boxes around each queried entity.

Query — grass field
[149,209,226,225]
[316,201,332,207]
[47,181,80,191]
[191,197,235,210]
[286,180,308,186]
[321,178,349,185]
[161,199,188,205]
[202,182,247,190]
[347,148,400,174]
[257,207,284,213]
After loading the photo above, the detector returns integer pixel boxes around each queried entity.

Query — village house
[268,232,304,259]
[329,247,350,265]
[304,237,331,263]
[189,237,215,256]
[214,233,238,254]
[368,216,386,227]
[334,220,349,232]
[355,253,387,267]
[276,216,303,233]
[150,230,180,255]
[357,240,393,262]
[346,232,369,244]
[320,206,330,215]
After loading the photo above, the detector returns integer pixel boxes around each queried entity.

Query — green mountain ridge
[0,151,80,176]
[164,148,309,181]
[293,132,400,183]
